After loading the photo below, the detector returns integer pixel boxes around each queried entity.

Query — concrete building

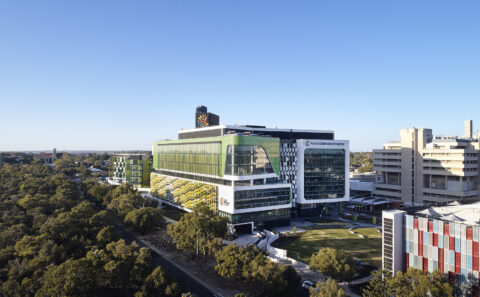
[373,121,480,206]
[382,204,480,296]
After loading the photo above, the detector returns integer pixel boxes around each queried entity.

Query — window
[155,142,221,176]
[234,188,291,209]
[225,145,274,176]
[304,149,345,199]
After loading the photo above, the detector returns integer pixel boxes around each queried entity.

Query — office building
[109,153,152,188]
[373,121,480,205]
[150,107,350,231]
[382,204,480,296]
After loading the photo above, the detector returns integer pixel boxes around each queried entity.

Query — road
[114,224,216,297]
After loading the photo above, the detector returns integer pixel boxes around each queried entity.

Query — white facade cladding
[382,210,405,276]
[295,140,350,204]
[217,183,292,214]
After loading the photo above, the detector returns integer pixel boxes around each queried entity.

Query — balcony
[423,188,478,198]
[373,160,401,166]
[375,183,401,191]
[422,168,478,176]
[373,166,401,173]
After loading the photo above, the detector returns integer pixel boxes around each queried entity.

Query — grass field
[282,226,382,268]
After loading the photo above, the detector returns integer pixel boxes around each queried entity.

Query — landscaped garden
[274,225,382,268]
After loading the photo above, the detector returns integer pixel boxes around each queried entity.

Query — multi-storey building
[373,121,480,205]
[176,124,349,217]
[382,204,480,297]
[149,107,350,230]
[110,153,152,188]
[151,135,292,231]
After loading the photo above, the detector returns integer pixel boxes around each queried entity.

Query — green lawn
[282,227,382,268]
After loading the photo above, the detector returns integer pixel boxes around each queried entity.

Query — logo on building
[220,196,230,207]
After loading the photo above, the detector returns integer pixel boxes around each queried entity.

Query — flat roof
[416,202,480,225]
[178,125,333,134]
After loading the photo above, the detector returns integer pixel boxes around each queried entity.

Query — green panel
[125,159,131,182]
[142,157,151,187]
[153,135,280,177]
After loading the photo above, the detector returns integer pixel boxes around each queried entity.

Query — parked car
[302,280,315,290]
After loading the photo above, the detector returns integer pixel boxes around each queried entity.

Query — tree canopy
[0,162,182,297]
[309,248,356,281]
[124,207,165,234]
[310,278,345,297]
[363,268,453,297]
[167,204,227,258]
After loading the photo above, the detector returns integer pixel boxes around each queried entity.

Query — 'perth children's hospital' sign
[305,140,346,146]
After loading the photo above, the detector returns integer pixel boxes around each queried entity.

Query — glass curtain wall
[218,208,290,226]
[156,142,221,176]
[225,145,274,176]
[304,149,345,199]
[234,188,290,209]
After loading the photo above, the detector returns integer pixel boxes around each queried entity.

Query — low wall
[264,229,288,259]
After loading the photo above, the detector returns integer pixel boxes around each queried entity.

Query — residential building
[382,204,480,296]
[109,153,152,188]
[373,121,480,206]
[150,107,350,231]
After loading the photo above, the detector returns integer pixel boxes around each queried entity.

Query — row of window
[225,145,274,176]
[155,143,221,176]
[304,149,345,199]
[234,188,290,209]
[218,208,290,225]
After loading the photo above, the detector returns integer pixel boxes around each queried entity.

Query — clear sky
[1,1,479,152]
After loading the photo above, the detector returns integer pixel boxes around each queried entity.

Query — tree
[363,270,389,297]
[214,244,245,280]
[386,268,453,297]
[282,265,301,295]
[310,278,344,297]
[309,248,355,281]
[124,207,164,234]
[245,252,289,296]
[35,259,98,297]
[167,204,227,258]
[102,239,138,290]
[214,243,296,297]
[135,266,182,297]
[96,226,120,247]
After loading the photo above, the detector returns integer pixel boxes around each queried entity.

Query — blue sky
[1,1,479,151]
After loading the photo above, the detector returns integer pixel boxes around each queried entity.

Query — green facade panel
[152,135,280,177]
